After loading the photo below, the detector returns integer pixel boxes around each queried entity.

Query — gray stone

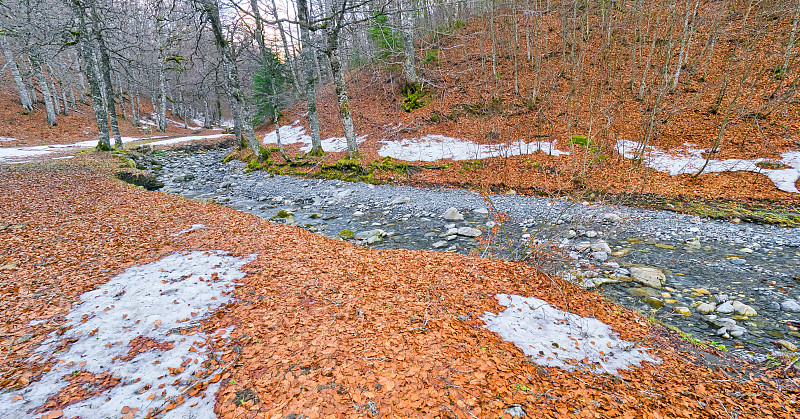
[715,301,734,314]
[473,207,489,215]
[352,211,365,217]
[781,300,800,312]
[366,235,382,245]
[629,266,666,289]
[503,405,526,418]
[355,229,384,240]
[697,303,716,314]
[585,230,598,238]
[732,301,757,316]
[590,241,612,253]
[456,227,482,238]
[603,213,623,223]
[443,207,464,221]
[390,196,411,204]
[566,230,578,239]
[778,339,799,352]
[590,251,609,262]
[432,241,448,249]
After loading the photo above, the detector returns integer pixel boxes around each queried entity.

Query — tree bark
[399,0,419,86]
[270,0,302,96]
[198,0,259,155]
[32,56,58,126]
[297,0,324,156]
[0,37,34,111]
[70,0,110,150]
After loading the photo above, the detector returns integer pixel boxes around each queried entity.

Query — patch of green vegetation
[401,82,432,112]
[115,170,164,190]
[570,135,592,147]
[756,159,789,170]
[337,229,354,239]
[221,153,237,163]
[424,49,439,64]
[422,162,451,170]
[460,159,485,173]
[622,195,800,227]
[274,210,293,218]
[675,329,728,352]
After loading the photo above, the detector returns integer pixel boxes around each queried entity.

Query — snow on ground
[0,251,254,418]
[261,121,367,153]
[616,139,800,193]
[0,137,18,142]
[147,134,229,146]
[377,135,570,162]
[261,122,568,160]
[0,134,230,164]
[482,294,658,375]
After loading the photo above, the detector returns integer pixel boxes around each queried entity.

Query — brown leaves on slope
[0,155,797,418]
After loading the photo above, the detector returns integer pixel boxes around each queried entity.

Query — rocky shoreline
[144,147,800,361]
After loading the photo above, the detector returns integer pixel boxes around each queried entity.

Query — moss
[570,135,592,147]
[401,83,432,112]
[337,230,354,239]
[221,153,237,163]
[115,170,164,190]
[275,210,293,218]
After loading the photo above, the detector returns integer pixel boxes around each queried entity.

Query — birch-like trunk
[48,65,61,115]
[298,0,323,156]
[70,1,110,149]
[97,38,121,147]
[200,0,259,155]
[328,43,358,158]
[399,0,419,86]
[782,0,800,78]
[32,57,57,126]
[0,37,33,111]
[157,68,167,132]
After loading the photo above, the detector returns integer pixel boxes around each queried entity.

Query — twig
[785,356,799,372]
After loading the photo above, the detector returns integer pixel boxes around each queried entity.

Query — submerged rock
[629,266,666,289]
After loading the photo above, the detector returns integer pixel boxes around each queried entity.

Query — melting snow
[482,294,658,375]
[615,139,800,193]
[261,121,366,153]
[0,137,19,142]
[0,251,253,418]
[377,135,570,161]
[0,134,229,164]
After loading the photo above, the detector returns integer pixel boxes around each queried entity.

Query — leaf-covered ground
[0,154,798,418]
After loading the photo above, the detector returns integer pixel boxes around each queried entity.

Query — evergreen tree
[252,48,288,126]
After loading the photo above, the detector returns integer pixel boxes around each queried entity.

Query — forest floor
[0,152,798,418]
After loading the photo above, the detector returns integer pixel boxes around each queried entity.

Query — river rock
[697,303,716,314]
[591,251,609,262]
[443,207,464,221]
[432,240,447,249]
[644,297,665,309]
[674,307,691,317]
[352,211,365,217]
[390,196,411,204]
[591,242,612,254]
[585,230,598,238]
[629,266,666,289]
[603,213,623,223]
[781,300,800,312]
[778,340,799,352]
[715,301,734,314]
[456,227,482,238]
[566,230,577,239]
[355,229,385,240]
[732,301,757,316]
[473,207,489,215]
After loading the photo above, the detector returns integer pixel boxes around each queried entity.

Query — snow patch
[0,135,227,164]
[615,140,800,193]
[261,121,366,153]
[0,251,254,418]
[0,137,19,142]
[482,294,658,375]
[377,135,570,162]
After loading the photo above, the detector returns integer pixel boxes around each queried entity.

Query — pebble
[443,207,464,221]
[781,300,800,312]
[697,303,716,314]
[777,339,798,352]
[732,301,757,316]
[715,301,734,314]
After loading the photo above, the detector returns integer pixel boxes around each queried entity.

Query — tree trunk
[48,65,61,115]
[0,37,34,111]
[96,34,122,147]
[157,68,167,132]
[782,0,800,78]
[199,0,259,155]
[399,0,419,86]
[297,0,324,156]
[70,1,110,150]
[32,57,57,126]
[328,41,358,158]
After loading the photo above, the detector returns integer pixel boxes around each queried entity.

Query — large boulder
[629,266,666,289]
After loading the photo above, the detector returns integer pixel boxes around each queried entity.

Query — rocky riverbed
[144,147,800,361]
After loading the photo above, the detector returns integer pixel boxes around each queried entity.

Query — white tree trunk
[32,57,57,126]
[0,37,33,111]
[399,0,419,86]
[298,0,323,156]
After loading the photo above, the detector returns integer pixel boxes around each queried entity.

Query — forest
[1,0,799,417]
